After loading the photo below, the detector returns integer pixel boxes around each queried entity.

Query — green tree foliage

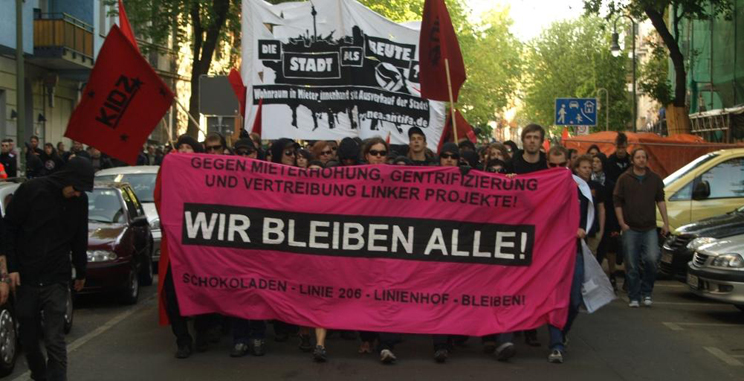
[583,0,732,107]
[639,41,673,106]
[112,0,242,137]
[521,16,631,132]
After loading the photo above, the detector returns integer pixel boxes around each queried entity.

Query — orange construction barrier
[563,132,744,178]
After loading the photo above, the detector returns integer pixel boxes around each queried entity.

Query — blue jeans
[549,247,584,351]
[622,229,659,302]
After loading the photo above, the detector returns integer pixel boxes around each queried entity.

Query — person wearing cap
[270,138,300,166]
[234,138,259,159]
[4,157,94,381]
[406,127,435,166]
[438,142,460,167]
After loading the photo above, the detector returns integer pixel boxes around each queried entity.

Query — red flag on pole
[117,0,139,53]
[228,68,247,117]
[64,25,175,165]
[251,98,263,137]
[419,0,466,102]
[437,109,476,154]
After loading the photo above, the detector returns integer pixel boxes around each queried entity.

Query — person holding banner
[545,148,589,364]
[506,124,548,175]
[158,135,207,359]
[407,127,435,166]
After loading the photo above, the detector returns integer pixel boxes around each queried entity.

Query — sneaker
[230,343,249,358]
[495,342,516,362]
[380,349,397,364]
[175,344,192,359]
[629,300,640,308]
[195,334,209,352]
[434,348,449,363]
[299,334,313,352]
[358,341,372,354]
[482,341,496,354]
[548,349,564,364]
[313,345,327,363]
[251,339,266,356]
[643,296,653,307]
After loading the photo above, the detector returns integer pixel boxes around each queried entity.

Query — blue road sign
[555,98,597,126]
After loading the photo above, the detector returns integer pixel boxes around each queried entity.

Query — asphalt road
[6,276,744,381]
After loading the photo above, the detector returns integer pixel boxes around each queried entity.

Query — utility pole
[16,0,26,171]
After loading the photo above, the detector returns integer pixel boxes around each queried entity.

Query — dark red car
[82,183,153,304]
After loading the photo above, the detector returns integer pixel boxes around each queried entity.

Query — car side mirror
[131,216,149,228]
[692,180,710,201]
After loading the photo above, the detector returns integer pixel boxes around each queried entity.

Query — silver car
[686,234,744,312]
[95,166,161,263]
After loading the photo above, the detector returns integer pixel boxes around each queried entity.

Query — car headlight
[150,218,160,230]
[711,253,744,269]
[687,237,716,250]
[87,250,117,262]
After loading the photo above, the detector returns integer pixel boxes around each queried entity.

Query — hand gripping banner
[160,154,579,336]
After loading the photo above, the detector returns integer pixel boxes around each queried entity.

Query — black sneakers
[252,338,266,356]
[230,343,249,358]
[175,344,192,359]
[299,334,313,352]
[434,348,449,363]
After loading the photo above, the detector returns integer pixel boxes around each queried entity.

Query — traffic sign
[555,98,597,126]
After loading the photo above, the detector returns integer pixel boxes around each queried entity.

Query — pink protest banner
[160,153,579,336]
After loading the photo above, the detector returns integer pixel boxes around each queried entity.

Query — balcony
[30,13,94,71]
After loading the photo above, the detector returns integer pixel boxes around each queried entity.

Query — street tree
[522,16,631,132]
[583,0,733,132]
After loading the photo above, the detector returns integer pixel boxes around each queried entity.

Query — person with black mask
[337,137,361,166]
[5,157,94,381]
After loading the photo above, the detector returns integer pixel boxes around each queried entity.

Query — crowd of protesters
[0,125,669,380]
[152,125,669,366]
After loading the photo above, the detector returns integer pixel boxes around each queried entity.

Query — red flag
[251,98,263,137]
[228,68,247,116]
[437,109,475,154]
[65,25,175,165]
[419,0,466,102]
[118,0,139,53]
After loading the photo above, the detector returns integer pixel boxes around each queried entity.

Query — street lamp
[611,15,637,133]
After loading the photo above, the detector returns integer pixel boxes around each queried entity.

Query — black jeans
[232,318,266,344]
[16,282,68,381]
[163,268,216,347]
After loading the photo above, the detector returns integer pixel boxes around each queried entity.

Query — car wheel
[0,304,17,377]
[64,289,74,334]
[120,267,140,305]
[139,254,154,287]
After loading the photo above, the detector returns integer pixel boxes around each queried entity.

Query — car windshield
[663,153,719,187]
[87,189,124,223]
[96,173,156,202]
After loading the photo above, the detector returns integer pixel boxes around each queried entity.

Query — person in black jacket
[5,157,94,381]
[40,143,65,176]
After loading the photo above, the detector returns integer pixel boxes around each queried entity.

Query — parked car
[657,148,744,231]
[686,234,744,312]
[83,183,153,304]
[95,167,160,266]
[660,205,744,281]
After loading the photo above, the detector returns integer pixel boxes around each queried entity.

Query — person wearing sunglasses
[337,137,360,166]
[269,138,300,166]
[363,137,389,165]
[234,138,259,159]
[438,143,460,167]
[311,141,334,165]
[204,132,227,155]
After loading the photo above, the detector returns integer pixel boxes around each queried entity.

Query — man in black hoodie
[5,157,94,381]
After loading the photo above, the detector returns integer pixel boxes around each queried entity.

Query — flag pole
[174,98,208,137]
[444,58,459,144]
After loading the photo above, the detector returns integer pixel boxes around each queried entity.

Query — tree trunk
[645,7,690,134]
[186,0,230,138]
